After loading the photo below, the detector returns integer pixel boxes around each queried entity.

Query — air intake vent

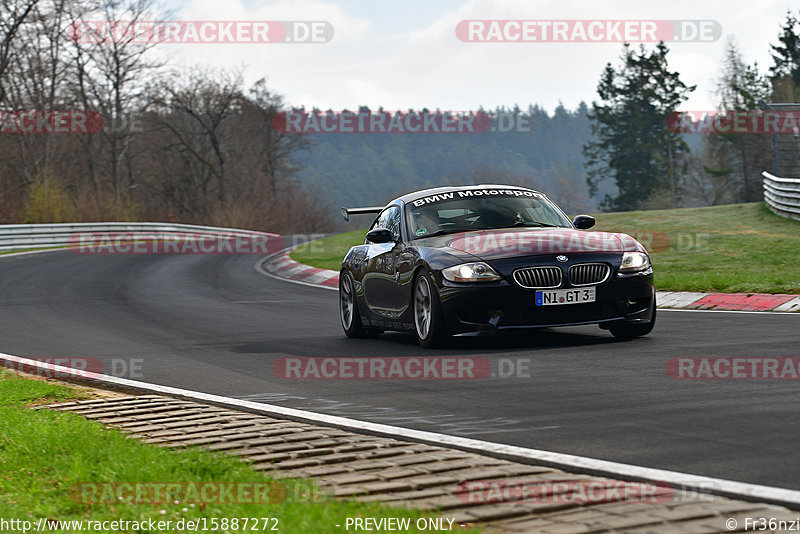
[569,263,610,286]
[513,266,562,289]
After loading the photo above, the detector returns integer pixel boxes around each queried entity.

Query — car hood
[415,227,645,260]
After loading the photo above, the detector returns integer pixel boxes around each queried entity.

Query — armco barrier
[763,171,800,222]
[0,222,281,252]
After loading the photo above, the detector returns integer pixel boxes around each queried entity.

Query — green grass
[290,229,368,271]
[290,202,800,294]
[0,370,478,533]
[0,371,94,405]
[593,202,800,294]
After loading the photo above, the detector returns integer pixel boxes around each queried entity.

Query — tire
[412,271,447,348]
[340,271,369,338]
[610,306,656,340]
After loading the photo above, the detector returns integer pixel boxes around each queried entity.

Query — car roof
[391,184,543,206]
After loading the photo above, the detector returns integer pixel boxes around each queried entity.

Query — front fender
[342,245,370,282]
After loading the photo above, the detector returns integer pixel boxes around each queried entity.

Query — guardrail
[763,171,800,222]
[0,222,280,252]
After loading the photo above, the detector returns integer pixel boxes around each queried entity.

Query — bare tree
[149,67,244,216]
[708,37,772,202]
[2,0,79,185]
[0,0,40,105]
[246,78,313,195]
[0,0,336,231]
[68,0,168,199]
[682,142,736,206]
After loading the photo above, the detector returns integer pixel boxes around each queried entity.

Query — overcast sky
[160,0,798,114]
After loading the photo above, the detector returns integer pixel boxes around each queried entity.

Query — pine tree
[583,43,694,211]
[770,11,800,88]
[768,11,800,177]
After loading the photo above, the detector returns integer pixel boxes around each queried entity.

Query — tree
[0,0,332,230]
[770,10,800,90]
[583,43,694,211]
[0,0,40,105]
[150,67,245,217]
[682,140,736,206]
[768,11,800,178]
[3,0,76,185]
[706,38,772,202]
[247,78,313,196]
[68,0,168,199]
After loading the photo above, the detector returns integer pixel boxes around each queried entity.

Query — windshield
[405,192,573,239]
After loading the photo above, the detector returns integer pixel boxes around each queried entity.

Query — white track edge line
[255,252,338,291]
[658,308,800,316]
[3,350,799,509]
[0,247,70,259]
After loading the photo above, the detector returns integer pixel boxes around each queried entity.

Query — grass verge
[0,369,478,533]
[290,229,367,271]
[289,202,800,294]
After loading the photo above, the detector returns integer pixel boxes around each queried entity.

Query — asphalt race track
[2,250,799,490]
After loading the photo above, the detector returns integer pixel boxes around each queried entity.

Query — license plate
[535,287,596,306]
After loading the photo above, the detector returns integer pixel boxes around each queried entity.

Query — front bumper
[436,262,654,336]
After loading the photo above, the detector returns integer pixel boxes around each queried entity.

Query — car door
[362,205,401,316]
[388,207,415,318]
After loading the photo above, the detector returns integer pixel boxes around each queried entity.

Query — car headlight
[619,251,651,273]
[442,262,501,282]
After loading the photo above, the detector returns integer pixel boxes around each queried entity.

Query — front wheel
[340,271,367,338]
[413,271,447,348]
[609,306,656,340]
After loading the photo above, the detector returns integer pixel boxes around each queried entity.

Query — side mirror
[366,228,395,244]
[572,215,596,230]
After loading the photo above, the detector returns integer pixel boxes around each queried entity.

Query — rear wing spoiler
[340,206,383,222]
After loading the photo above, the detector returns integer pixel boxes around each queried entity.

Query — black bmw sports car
[339,184,655,348]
